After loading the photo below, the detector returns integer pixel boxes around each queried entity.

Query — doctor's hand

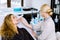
[32,31,38,40]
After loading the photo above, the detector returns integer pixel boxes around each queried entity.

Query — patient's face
[11,15,18,25]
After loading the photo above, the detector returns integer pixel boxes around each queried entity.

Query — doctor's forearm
[22,21,33,30]
[19,17,33,30]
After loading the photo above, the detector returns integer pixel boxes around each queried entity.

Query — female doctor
[19,4,57,40]
[37,4,57,40]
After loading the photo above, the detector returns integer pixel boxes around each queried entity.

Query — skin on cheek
[11,15,16,25]
[14,17,18,25]
[11,15,19,25]
[40,13,43,16]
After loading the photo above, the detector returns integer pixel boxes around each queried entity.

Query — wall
[0,0,7,4]
[11,0,21,7]
[0,0,51,9]
[24,0,32,7]
[23,0,51,10]
[32,0,51,10]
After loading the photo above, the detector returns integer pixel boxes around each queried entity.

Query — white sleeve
[38,21,54,40]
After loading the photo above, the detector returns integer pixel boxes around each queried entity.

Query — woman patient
[0,14,34,40]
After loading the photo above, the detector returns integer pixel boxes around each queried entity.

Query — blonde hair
[0,14,18,39]
[40,4,53,16]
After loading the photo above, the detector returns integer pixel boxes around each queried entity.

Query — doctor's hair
[40,4,53,16]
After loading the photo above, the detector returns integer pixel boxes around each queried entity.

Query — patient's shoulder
[18,27,27,32]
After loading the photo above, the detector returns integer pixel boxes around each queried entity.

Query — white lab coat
[33,17,57,40]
